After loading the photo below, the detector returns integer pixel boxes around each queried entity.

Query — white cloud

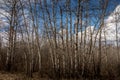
[81,5,120,45]
[59,29,67,36]
[102,5,120,42]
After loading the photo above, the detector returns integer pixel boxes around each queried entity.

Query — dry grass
[0,71,82,80]
[0,71,44,80]
[0,71,120,80]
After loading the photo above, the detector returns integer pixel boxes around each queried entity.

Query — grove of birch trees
[0,0,120,79]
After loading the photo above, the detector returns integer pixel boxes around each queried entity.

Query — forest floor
[0,71,84,80]
[0,71,75,80]
[0,71,120,80]
[0,71,42,80]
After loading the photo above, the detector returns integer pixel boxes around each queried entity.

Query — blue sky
[13,0,120,34]
[0,0,120,33]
